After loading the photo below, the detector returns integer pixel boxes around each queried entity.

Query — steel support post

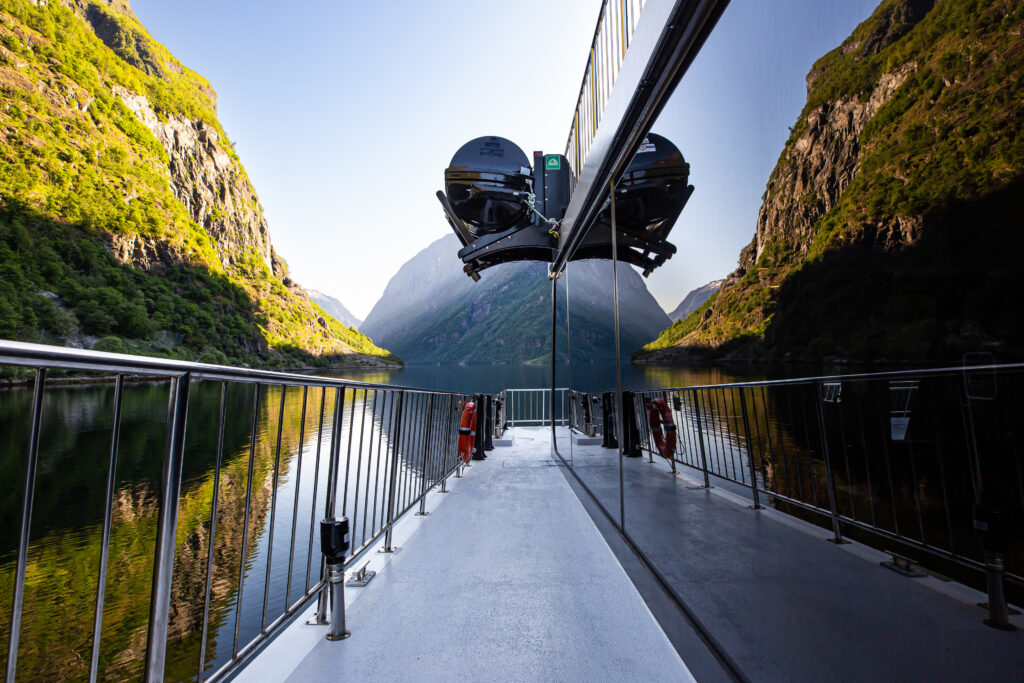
[982,553,1015,630]
[5,369,46,681]
[144,374,191,682]
[692,390,711,488]
[815,382,847,544]
[381,392,405,552]
[739,388,763,509]
[417,394,435,515]
[313,388,346,624]
[325,562,350,640]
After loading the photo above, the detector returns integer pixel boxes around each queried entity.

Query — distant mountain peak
[668,280,723,322]
[307,290,362,330]
[361,234,670,364]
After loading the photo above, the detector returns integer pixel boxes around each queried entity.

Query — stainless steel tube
[325,563,350,640]
[145,373,192,682]
[6,368,46,681]
[815,382,846,544]
[90,374,124,683]
[197,381,228,680]
[739,388,762,509]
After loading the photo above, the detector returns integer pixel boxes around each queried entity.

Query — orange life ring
[646,397,676,459]
[458,401,477,463]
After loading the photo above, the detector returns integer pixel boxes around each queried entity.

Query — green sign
[545,156,561,170]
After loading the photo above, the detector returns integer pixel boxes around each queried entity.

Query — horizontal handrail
[0,340,450,393]
[635,362,1024,392]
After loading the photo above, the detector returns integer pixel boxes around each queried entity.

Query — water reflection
[328,360,789,395]
[1,377,462,680]
[0,360,853,680]
[566,370,1024,600]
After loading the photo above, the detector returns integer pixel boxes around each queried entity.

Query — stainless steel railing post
[381,391,405,552]
[144,373,191,682]
[691,389,711,488]
[313,387,346,625]
[815,382,846,544]
[92,375,125,683]
[6,368,46,681]
[983,553,1014,630]
[325,562,350,640]
[418,394,435,515]
[440,396,453,493]
[739,388,763,509]
[196,381,227,681]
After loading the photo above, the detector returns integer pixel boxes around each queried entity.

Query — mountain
[361,234,669,364]
[307,290,362,329]
[0,0,398,367]
[638,0,1024,363]
[668,280,723,322]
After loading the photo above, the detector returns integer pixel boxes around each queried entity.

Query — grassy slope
[0,0,398,367]
[639,0,1024,362]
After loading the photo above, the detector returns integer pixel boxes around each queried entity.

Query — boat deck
[556,428,1024,681]
[242,427,1024,682]
[240,428,692,682]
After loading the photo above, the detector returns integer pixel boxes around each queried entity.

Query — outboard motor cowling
[437,131,694,279]
[614,133,691,236]
[444,136,532,235]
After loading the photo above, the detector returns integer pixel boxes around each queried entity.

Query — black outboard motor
[443,136,532,235]
[574,133,694,275]
[437,132,693,279]
[615,133,691,236]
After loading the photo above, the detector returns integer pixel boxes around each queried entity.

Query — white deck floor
[241,427,1024,682]
[240,428,692,682]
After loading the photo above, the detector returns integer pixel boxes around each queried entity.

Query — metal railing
[564,0,648,179]
[569,389,607,438]
[630,364,1024,595]
[504,388,569,427]
[0,341,477,682]
[551,0,728,274]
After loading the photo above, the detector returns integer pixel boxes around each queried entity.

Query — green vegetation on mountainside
[639,0,1024,362]
[0,0,398,367]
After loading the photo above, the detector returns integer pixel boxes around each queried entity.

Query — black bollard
[473,394,487,460]
[484,395,495,451]
[622,391,642,458]
[601,392,618,449]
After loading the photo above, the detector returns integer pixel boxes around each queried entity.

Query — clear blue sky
[131,0,879,319]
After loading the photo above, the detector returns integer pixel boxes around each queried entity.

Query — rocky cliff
[361,234,670,364]
[0,0,398,366]
[639,0,1024,363]
[668,280,722,322]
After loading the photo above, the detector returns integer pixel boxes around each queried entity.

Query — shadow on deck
[555,427,1024,681]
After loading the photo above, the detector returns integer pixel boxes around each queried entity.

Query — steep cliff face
[0,0,397,366]
[639,0,1024,363]
[110,84,276,273]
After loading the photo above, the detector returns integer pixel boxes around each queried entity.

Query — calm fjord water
[0,362,785,679]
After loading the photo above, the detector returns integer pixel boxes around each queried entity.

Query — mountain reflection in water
[0,362,807,680]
